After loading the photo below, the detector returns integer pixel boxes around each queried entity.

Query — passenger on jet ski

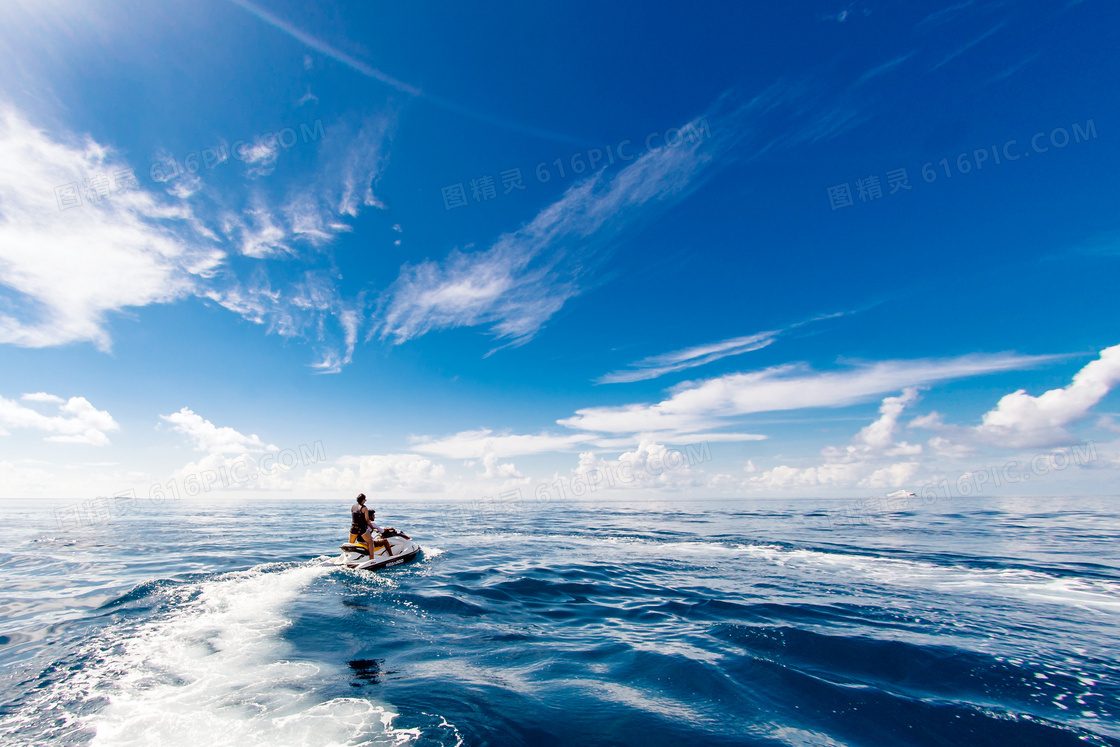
[367,508,410,541]
[350,493,394,556]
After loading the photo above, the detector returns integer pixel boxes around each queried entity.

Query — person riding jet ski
[350,493,396,556]
[332,494,421,570]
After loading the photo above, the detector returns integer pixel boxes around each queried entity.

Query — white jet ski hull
[327,534,422,571]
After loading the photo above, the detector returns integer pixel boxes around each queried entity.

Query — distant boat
[885,489,916,498]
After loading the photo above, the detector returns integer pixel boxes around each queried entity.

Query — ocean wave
[0,562,439,746]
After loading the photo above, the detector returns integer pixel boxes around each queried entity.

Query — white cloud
[203,115,393,371]
[747,389,925,491]
[21,391,64,404]
[0,107,224,350]
[862,461,921,489]
[849,387,923,454]
[479,452,524,480]
[970,344,1120,448]
[927,435,974,459]
[855,52,917,85]
[310,303,362,374]
[229,0,593,144]
[562,353,1053,435]
[589,432,767,450]
[221,202,290,258]
[0,104,392,371]
[906,345,1120,451]
[206,271,366,373]
[739,346,1120,492]
[749,461,870,490]
[918,1,977,28]
[241,139,280,177]
[157,410,331,494]
[0,392,119,445]
[308,453,447,492]
[572,440,705,492]
[598,312,852,384]
[412,429,593,459]
[378,89,805,348]
[932,21,1007,70]
[410,428,761,481]
[598,331,780,384]
[160,407,276,453]
[0,460,56,496]
[908,412,945,429]
[298,454,455,495]
[327,114,393,218]
[165,173,203,199]
[164,450,306,492]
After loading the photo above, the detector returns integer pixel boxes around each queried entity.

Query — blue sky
[1,0,1118,503]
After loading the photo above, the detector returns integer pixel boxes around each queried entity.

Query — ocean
[0,495,1117,746]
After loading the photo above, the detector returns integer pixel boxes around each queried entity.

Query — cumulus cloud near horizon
[0,391,119,445]
[300,453,448,493]
[745,388,924,491]
[161,407,277,453]
[912,343,1120,449]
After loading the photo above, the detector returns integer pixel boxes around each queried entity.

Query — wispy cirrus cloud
[932,21,1007,70]
[0,101,392,371]
[376,110,721,346]
[378,164,692,345]
[378,87,830,349]
[598,332,780,384]
[205,271,367,373]
[855,52,917,85]
[918,0,977,28]
[226,0,588,146]
[0,107,224,350]
[597,312,849,384]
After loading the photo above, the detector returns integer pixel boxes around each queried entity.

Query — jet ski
[327,533,422,571]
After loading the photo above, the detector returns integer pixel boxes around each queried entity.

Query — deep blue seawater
[0,496,1117,746]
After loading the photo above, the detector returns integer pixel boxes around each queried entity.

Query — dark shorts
[350,525,369,536]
